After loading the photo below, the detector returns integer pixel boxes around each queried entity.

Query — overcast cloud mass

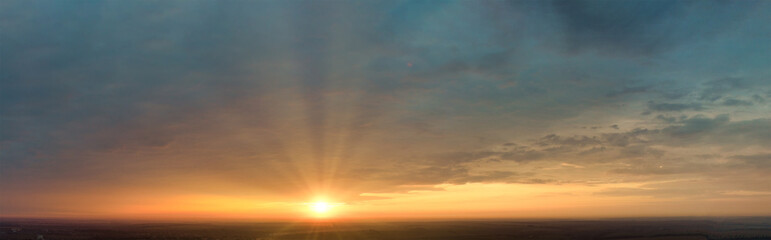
[1,0,770,218]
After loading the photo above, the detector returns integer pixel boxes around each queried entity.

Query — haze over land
[3,218,771,240]
[1,0,770,220]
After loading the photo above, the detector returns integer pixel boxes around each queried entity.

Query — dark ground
[1,217,770,240]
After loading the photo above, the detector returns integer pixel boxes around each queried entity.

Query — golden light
[310,202,332,214]
[305,200,344,218]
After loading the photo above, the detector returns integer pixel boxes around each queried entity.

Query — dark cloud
[601,128,655,147]
[423,113,770,183]
[752,94,766,103]
[721,98,754,106]
[663,115,771,146]
[551,0,754,56]
[604,115,770,148]
[431,129,655,170]
[605,85,651,98]
[646,101,705,112]
[655,115,678,124]
[699,77,750,101]
[553,0,683,55]
[662,114,730,137]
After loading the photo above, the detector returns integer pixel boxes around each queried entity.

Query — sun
[310,201,332,214]
[306,200,343,218]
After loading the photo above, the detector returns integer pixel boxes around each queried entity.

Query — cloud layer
[1,0,770,217]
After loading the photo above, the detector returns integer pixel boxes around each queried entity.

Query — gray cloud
[1,0,770,213]
[605,85,651,98]
[422,113,770,185]
[662,114,730,137]
[646,101,705,112]
[551,0,755,56]
[721,98,754,106]
[663,115,771,147]
[731,154,771,169]
[699,77,750,102]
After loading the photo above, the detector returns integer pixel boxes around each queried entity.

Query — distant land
[2,217,770,240]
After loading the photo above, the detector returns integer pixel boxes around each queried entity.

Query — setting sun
[306,201,344,218]
[310,202,332,213]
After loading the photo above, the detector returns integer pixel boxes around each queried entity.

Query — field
[1,218,770,240]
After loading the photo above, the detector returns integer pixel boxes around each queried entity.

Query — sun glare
[306,200,343,218]
[310,202,332,213]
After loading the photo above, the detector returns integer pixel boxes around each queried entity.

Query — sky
[1,0,770,220]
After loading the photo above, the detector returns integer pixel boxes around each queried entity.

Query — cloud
[662,114,730,137]
[605,85,651,98]
[536,134,602,148]
[420,113,769,184]
[646,101,705,112]
[721,98,754,106]
[731,154,771,169]
[597,176,771,199]
[1,0,770,215]
[663,115,771,147]
[550,0,754,56]
[699,77,750,101]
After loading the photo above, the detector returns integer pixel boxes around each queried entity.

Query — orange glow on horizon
[3,183,770,220]
[305,199,344,218]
